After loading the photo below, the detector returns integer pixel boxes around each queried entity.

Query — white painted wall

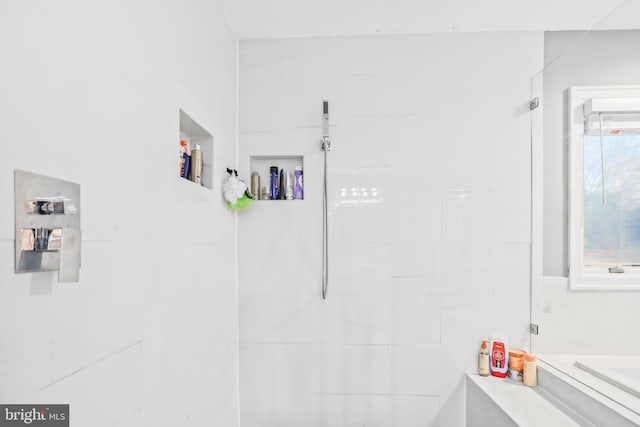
[238,32,542,426]
[0,1,239,426]
[537,29,640,353]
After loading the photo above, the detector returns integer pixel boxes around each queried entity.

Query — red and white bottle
[489,335,509,378]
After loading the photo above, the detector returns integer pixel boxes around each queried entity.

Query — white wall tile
[438,380,467,426]
[240,344,392,396]
[390,192,443,243]
[337,295,441,345]
[442,192,492,244]
[329,242,391,286]
[388,241,441,279]
[0,241,54,400]
[491,209,531,243]
[239,31,542,427]
[240,293,337,344]
[390,345,459,396]
[336,394,440,427]
[0,2,239,425]
[36,343,142,427]
[239,390,339,427]
[336,205,391,243]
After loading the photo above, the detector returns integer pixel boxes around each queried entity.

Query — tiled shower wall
[238,33,543,426]
[0,2,239,426]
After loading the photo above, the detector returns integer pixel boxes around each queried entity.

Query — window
[569,86,640,289]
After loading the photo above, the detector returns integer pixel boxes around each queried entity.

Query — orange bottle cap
[525,354,536,362]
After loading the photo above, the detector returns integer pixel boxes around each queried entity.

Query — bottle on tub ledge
[478,340,490,377]
[508,348,526,382]
[489,335,509,378]
[523,353,537,387]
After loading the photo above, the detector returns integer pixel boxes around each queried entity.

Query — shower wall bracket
[14,170,81,283]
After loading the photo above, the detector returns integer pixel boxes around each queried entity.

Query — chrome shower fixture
[321,100,330,300]
[14,170,82,282]
[321,100,331,152]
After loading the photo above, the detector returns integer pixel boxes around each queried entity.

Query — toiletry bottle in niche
[279,169,285,200]
[182,150,191,180]
[251,173,260,200]
[294,166,303,200]
[478,340,489,377]
[179,140,188,176]
[191,144,203,185]
[285,170,294,200]
[269,166,278,200]
[261,185,269,200]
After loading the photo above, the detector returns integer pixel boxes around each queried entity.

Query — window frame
[568,85,640,290]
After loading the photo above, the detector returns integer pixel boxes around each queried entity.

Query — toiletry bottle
[523,354,537,387]
[179,140,188,176]
[270,166,278,200]
[191,144,203,185]
[478,340,489,377]
[251,173,260,200]
[508,349,525,381]
[285,170,294,200]
[279,169,285,200]
[261,185,269,200]
[182,151,191,180]
[294,166,303,200]
[489,335,509,378]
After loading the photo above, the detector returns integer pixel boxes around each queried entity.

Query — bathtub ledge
[466,374,580,427]
[537,358,640,427]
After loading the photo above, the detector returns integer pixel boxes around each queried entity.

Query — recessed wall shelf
[179,109,213,190]
[249,155,304,201]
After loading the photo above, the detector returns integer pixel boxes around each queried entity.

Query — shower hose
[322,139,329,300]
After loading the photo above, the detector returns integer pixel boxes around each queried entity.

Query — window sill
[569,273,640,291]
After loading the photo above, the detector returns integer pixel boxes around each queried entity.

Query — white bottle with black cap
[190,144,203,185]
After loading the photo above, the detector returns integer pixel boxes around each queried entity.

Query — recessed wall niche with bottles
[179,110,213,190]
[249,155,304,201]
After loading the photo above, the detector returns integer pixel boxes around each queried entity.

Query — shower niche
[178,109,213,190]
[249,155,304,201]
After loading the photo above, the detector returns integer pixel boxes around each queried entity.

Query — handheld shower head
[322,100,329,135]
[322,100,331,151]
